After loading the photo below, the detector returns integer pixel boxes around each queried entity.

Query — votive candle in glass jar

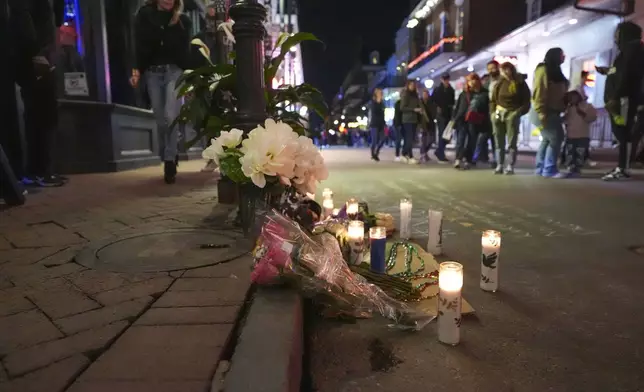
[347,220,365,265]
[322,198,334,220]
[399,198,412,240]
[481,230,501,292]
[438,261,463,345]
[322,188,333,200]
[346,198,359,220]
[369,226,387,273]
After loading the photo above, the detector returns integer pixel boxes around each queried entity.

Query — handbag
[465,111,486,124]
[442,120,456,141]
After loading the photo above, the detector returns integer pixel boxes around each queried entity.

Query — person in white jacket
[557,90,598,177]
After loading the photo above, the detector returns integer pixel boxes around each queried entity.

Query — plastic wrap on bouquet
[251,210,434,331]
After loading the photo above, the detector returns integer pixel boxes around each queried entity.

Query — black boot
[164,161,177,184]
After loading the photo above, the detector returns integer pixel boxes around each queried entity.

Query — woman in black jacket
[369,88,386,161]
[453,73,490,170]
[130,0,192,184]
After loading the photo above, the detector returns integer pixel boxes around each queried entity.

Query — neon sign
[407,36,463,69]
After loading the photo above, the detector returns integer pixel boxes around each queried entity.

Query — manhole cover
[75,229,248,273]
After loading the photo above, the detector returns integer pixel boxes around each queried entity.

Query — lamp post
[230,0,268,132]
[229,0,268,236]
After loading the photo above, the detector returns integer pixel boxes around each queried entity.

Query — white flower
[239,119,299,188]
[291,136,328,194]
[202,129,244,166]
[219,128,244,148]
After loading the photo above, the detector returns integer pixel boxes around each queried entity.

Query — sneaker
[552,172,570,179]
[462,161,471,170]
[434,153,448,163]
[454,159,461,169]
[36,175,65,187]
[373,155,381,162]
[602,168,630,181]
[20,176,39,187]
[407,158,418,165]
[504,165,514,175]
[494,165,503,175]
[394,156,402,162]
[201,160,217,172]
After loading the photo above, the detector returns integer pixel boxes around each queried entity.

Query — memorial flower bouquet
[202,118,329,195]
[251,210,434,331]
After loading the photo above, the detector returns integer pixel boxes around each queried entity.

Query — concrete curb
[223,287,303,392]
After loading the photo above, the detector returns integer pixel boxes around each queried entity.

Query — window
[426,24,434,48]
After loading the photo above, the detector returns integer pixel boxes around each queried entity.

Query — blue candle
[369,227,387,274]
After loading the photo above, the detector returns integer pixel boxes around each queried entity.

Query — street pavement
[310,147,644,392]
[0,162,250,392]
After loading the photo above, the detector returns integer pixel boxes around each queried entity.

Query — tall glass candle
[438,261,463,345]
[427,210,443,256]
[332,208,340,217]
[481,230,501,292]
[369,227,387,273]
[322,198,334,220]
[347,221,365,265]
[322,188,333,200]
[346,198,359,220]
[399,198,412,240]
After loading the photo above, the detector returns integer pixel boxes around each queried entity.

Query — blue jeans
[402,123,417,158]
[146,65,183,162]
[370,126,385,157]
[535,112,564,176]
[435,117,449,158]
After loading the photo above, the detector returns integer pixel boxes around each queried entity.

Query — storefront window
[56,0,88,98]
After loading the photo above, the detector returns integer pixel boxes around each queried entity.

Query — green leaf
[265,32,322,85]
[219,154,248,184]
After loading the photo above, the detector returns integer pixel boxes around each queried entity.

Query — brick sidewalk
[0,162,251,392]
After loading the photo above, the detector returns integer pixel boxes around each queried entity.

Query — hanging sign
[64,72,89,96]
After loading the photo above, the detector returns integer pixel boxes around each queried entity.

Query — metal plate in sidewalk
[75,229,248,273]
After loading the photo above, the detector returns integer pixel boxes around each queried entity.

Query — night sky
[298,0,414,103]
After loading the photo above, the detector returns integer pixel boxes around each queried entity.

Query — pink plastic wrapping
[252,210,434,331]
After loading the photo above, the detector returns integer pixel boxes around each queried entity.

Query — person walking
[392,99,403,161]
[419,89,435,163]
[453,73,490,170]
[431,74,455,162]
[490,62,531,174]
[368,88,386,161]
[597,22,644,181]
[532,47,569,178]
[7,0,66,187]
[480,60,501,165]
[131,0,192,184]
[399,80,422,164]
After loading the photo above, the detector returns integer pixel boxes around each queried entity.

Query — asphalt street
[309,147,644,392]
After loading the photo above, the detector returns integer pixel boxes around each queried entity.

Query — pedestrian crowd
[367,21,644,181]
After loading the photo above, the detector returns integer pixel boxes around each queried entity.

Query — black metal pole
[229,0,267,237]
[229,0,267,132]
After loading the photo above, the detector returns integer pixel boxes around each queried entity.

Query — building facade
[262,0,304,88]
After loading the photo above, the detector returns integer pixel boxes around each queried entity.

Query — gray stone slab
[67,380,209,392]
[2,321,127,376]
[0,310,64,355]
[55,297,152,334]
[75,229,247,273]
[0,355,89,392]
[224,288,303,392]
[135,306,240,326]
